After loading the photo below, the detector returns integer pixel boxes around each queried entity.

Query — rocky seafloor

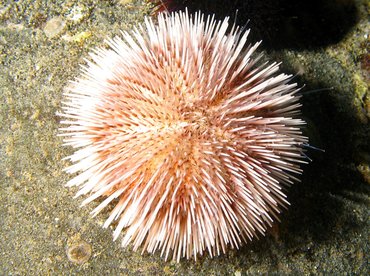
[0,0,368,274]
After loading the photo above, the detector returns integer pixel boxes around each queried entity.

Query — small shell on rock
[43,16,65,38]
[66,240,92,265]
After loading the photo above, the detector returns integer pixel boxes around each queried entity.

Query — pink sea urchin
[60,10,308,261]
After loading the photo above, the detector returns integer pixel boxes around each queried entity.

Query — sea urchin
[59,10,308,261]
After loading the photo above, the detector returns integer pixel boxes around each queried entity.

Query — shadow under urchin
[152,0,358,50]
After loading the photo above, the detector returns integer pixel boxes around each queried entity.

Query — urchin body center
[178,102,218,135]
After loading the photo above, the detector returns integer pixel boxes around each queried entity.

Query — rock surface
[0,0,368,274]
